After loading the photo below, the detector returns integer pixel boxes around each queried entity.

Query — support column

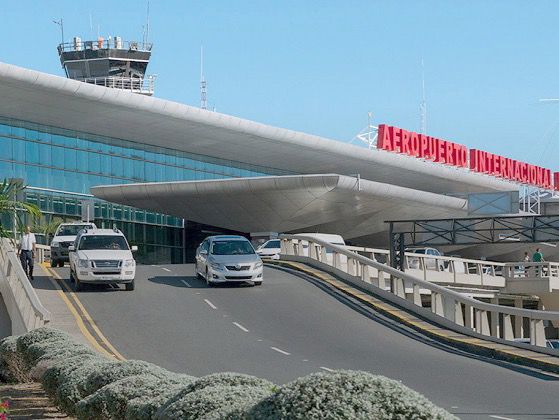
[514,297,524,338]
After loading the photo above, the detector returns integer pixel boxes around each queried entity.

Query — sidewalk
[30,264,89,347]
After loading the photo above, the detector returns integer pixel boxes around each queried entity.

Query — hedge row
[0,328,457,419]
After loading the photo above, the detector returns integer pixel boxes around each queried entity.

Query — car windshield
[211,240,255,255]
[57,225,93,236]
[264,240,280,249]
[79,235,129,251]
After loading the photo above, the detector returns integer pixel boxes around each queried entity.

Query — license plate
[100,276,113,281]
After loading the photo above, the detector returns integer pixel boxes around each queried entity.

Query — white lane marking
[161,267,171,272]
[180,279,191,287]
[204,299,217,310]
[270,346,290,355]
[490,416,518,420]
[151,264,158,267]
[319,366,335,372]
[233,322,249,332]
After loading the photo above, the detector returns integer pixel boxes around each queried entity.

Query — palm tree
[0,179,41,242]
[33,216,64,245]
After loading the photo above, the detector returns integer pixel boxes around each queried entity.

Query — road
[47,264,559,419]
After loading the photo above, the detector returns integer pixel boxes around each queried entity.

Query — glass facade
[0,116,288,263]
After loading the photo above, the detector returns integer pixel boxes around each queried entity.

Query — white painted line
[151,264,158,267]
[490,416,518,420]
[204,299,217,310]
[180,279,191,288]
[161,267,171,272]
[233,322,249,332]
[319,366,335,372]
[270,346,290,355]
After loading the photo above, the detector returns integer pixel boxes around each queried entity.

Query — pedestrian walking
[18,226,36,281]
[521,251,530,277]
[533,248,544,262]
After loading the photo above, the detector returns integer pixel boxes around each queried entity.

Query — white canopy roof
[91,174,468,241]
[0,61,517,195]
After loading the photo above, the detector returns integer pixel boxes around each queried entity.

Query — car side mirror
[131,245,138,252]
[68,245,75,252]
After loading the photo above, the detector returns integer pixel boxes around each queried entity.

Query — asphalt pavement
[47,264,559,419]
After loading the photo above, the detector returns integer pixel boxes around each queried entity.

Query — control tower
[57,36,155,95]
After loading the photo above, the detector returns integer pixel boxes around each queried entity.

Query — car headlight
[254,261,263,269]
[51,242,60,247]
[78,259,89,268]
[124,259,135,267]
[210,262,222,271]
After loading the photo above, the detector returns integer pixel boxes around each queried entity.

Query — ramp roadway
[46,264,559,419]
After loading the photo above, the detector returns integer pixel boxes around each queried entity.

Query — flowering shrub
[0,399,9,420]
[246,370,457,420]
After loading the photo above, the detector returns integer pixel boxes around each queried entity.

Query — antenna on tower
[420,58,427,134]
[200,45,208,110]
[143,1,150,45]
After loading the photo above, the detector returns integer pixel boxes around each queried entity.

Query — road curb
[266,260,559,375]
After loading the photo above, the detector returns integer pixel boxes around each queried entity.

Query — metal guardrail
[78,76,155,95]
[0,238,50,333]
[280,235,559,347]
[57,39,153,52]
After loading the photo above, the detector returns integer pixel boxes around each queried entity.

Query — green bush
[76,373,196,420]
[23,338,95,370]
[246,370,457,420]
[81,360,172,398]
[124,374,196,420]
[42,353,109,397]
[160,372,275,410]
[16,327,71,355]
[54,358,116,414]
[155,385,273,420]
[0,336,28,383]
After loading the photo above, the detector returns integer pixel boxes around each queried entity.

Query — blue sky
[3,1,559,169]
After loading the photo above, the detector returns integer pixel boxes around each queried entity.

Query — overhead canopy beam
[386,214,559,270]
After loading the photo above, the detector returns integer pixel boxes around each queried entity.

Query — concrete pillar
[361,264,371,284]
[465,304,474,330]
[490,298,500,338]
[503,314,514,340]
[431,292,444,316]
[514,297,524,338]
[530,319,546,347]
[475,310,491,336]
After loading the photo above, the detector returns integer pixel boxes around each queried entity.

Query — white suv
[69,228,137,291]
[50,222,96,267]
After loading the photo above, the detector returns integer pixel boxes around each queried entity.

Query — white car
[195,235,263,286]
[69,228,137,291]
[50,222,96,267]
[405,247,445,271]
[256,239,281,259]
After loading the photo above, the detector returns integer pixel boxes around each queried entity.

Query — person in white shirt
[18,225,36,280]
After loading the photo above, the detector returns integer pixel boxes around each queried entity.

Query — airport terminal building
[0,51,554,263]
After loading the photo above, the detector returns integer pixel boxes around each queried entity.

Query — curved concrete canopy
[0,61,518,195]
[91,174,468,240]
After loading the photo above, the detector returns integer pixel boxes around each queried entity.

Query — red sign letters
[377,124,556,190]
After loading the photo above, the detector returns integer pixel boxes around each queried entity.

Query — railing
[0,238,50,334]
[404,252,506,287]
[35,244,50,264]
[504,262,559,280]
[58,39,153,53]
[78,76,156,95]
[280,235,559,348]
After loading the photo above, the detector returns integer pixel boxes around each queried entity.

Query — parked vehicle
[195,235,263,286]
[69,228,137,291]
[256,239,281,259]
[50,222,96,267]
[405,247,445,271]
